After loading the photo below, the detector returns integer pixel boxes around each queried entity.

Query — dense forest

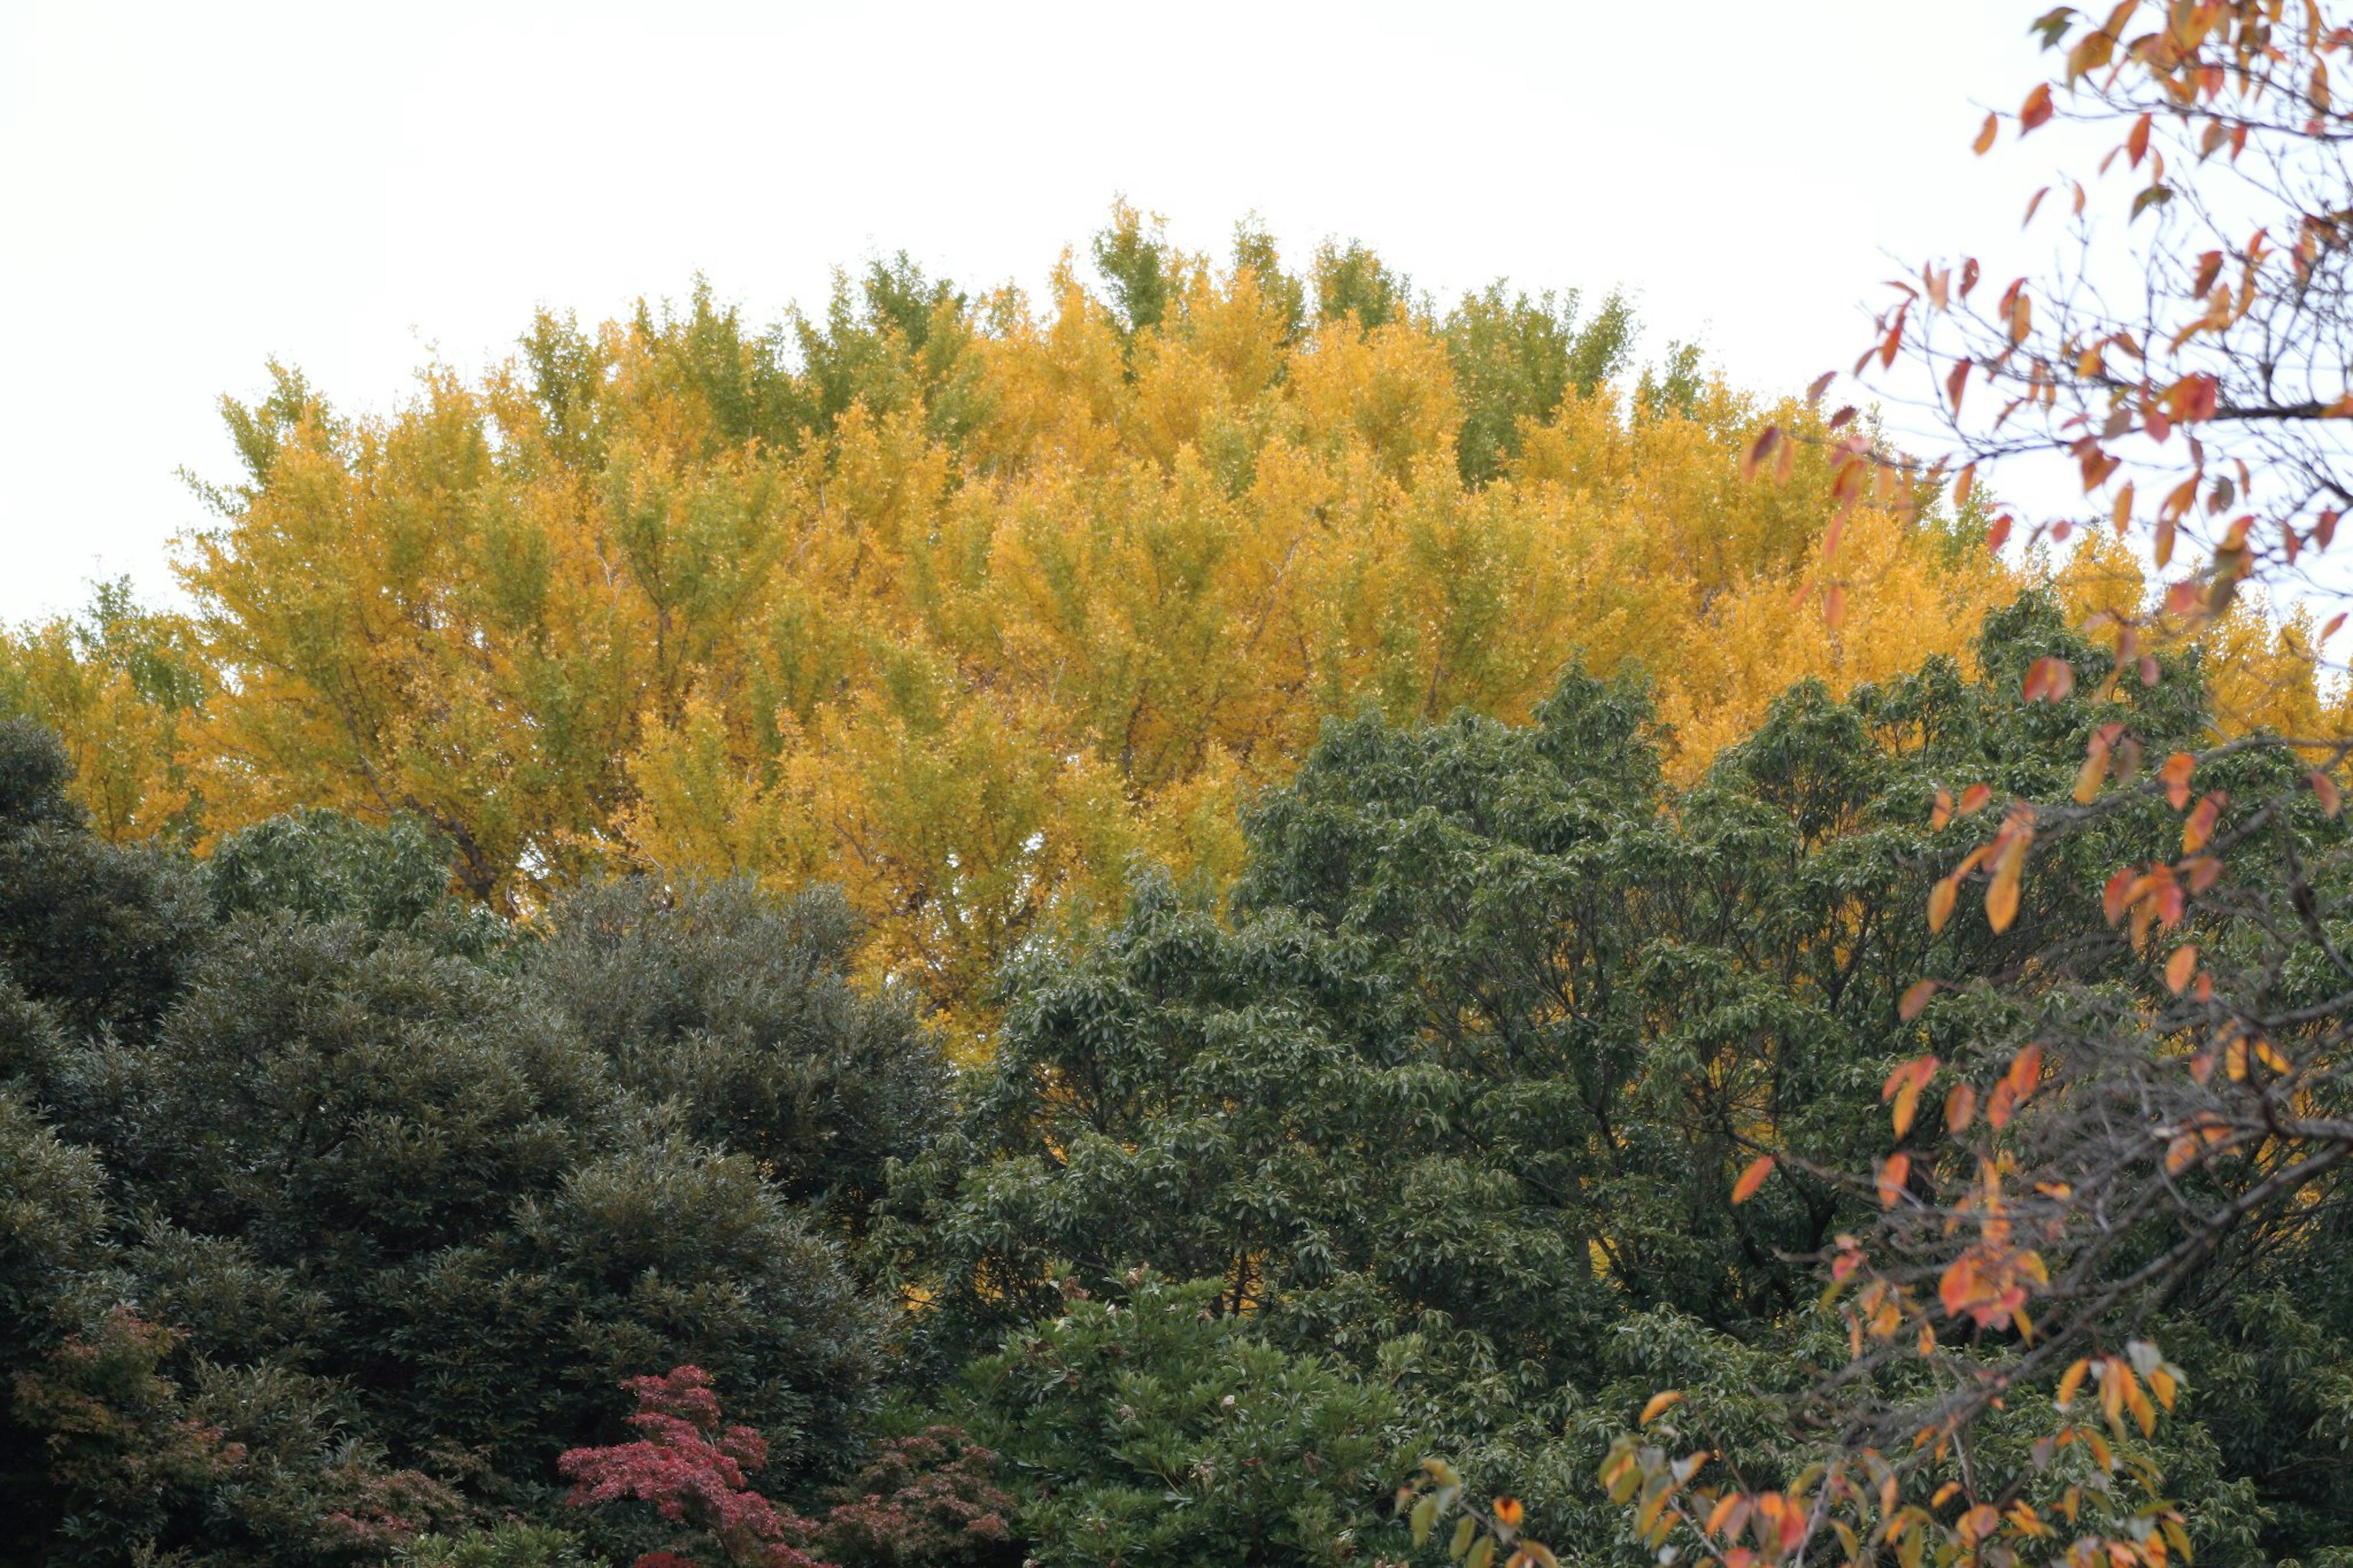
[15,208,2327,1050]
[14,40,2353,1555]
[4,581,2351,1565]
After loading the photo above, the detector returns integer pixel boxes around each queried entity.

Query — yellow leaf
[1893,1078,1923,1139]
[1987,843,2025,932]
[1640,1391,1684,1425]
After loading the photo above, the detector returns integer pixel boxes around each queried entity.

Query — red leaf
[2312,771,2343,817]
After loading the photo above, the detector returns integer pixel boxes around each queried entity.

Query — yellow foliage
[1,230,2033,1041]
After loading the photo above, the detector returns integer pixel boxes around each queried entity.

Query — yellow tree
[6,217,2020,1042]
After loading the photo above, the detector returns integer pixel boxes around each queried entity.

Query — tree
[957,1271,1395,1568]
[0,733,898,1549]
[526,877,944,1235]
[887,598,2303,1556]
[5,217,2017,1042]
[1533,7,2353,1564]
[0,719,211,1039]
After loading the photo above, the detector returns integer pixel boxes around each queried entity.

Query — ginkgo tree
[4,213,2019,1042]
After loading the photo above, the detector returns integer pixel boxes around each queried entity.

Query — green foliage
[0,719,211,1037]
[1313,238,1411,329]
[528,877,944,1232]
[0,724,914,1562]
[1445,283,1634,484]
[960,1271,1396,1567]
[207,807,508,958]
[892,594,2336,1556]
[1,585,2347,1563]
[1093,201,1172,336]
[395,1522,595,1568]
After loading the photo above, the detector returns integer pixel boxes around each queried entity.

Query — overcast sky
[0,1,2055,624]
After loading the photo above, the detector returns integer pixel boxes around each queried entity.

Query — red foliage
[564,1369,1021,1568]
[811,1427,1014,1566]
[558,1366,828,1568]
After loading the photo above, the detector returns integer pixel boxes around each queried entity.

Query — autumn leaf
[1899,979,1941,1020]
[1928,874,1959,931]
[2161,751,2196,809]
[1986,830,2029,933]
[1974,111,2000,154]
[2183,791,2223,853]
[1877,1153,1912,1207]
[2021,656,2075,702]
[2056,1357,2090,1409]
[2164,944,2198,994]
[1731,1156,1775,1204]
[1640,1392,1684,1425]
[2020,83,2055,132]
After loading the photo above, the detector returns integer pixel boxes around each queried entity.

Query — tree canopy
[3,213,2034,1042]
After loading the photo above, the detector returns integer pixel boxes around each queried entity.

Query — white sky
[0,1,2056,624]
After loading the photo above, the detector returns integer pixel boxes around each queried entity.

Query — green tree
[528,877,945,1235]
[960,1271,1396,1567]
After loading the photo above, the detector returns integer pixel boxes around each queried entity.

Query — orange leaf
[2161,751,2195,809]
[1928,874,1958,932]
[2007,1043,2043,1102]
[1640,1391,1684,1425]
[1974,110,2000,154]
[2023,656,2076,702]
[2020,83,2055,132]
[1933,786,1953,830]
[2183,791,2222,853]
[1493,1497,1524,1529]
[1731,1155,1775,1205]
[1893,1078,1925,1139]
[1958,782,1993,815]
[2056,1357,2090,1409]
[1944,356,1972,414]
[2311,771,2342,817]
[1945,1082,1977,1134]
[1900,979,1940,1020]
[1877,1153,1912,1207]
[2164,944,2198,994]
[1987,832,2028,933]
[2072,733,2110,803]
